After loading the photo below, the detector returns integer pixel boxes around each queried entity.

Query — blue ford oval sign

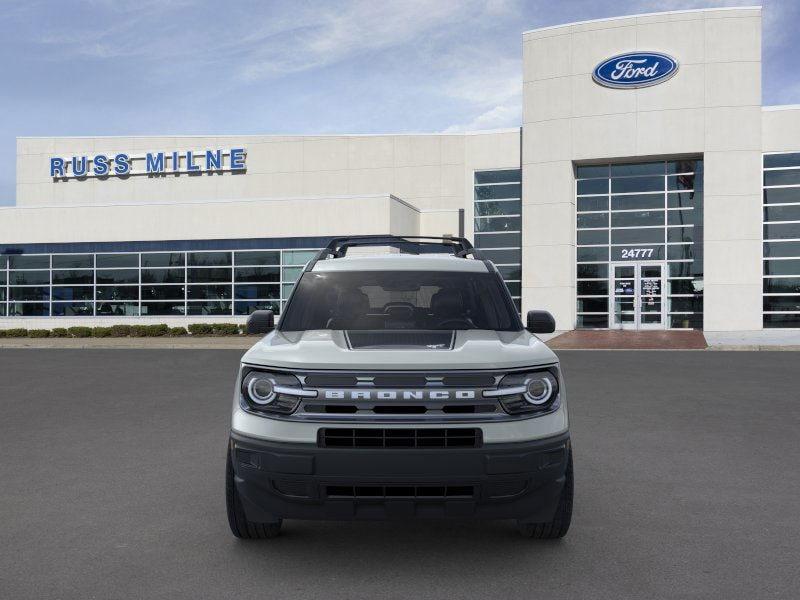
[592,52,678,89]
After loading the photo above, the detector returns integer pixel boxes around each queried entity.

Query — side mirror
[247,310,275,335]
[526,310,556,334]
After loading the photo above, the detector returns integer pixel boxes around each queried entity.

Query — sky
[1,0,799,206]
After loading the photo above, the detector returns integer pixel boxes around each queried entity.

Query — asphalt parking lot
[1,349,799,600]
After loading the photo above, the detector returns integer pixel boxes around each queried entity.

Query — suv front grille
[325,484,475,499]
[318,428,482,448]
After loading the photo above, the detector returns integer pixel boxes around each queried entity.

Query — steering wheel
[436,317,475,329]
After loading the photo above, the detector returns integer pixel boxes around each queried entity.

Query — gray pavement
[1,349,798,600]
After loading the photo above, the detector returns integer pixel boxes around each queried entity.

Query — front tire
[517,449,573,539]
[226,451,282,539]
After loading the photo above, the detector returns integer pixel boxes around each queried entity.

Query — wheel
[517,449,573,539]
[226,451,282,539]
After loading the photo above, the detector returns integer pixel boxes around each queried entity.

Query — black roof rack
[305,235,485,271]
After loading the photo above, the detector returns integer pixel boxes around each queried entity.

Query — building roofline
[16,128,520,141]
[763,104,800,112]
[522,5,761,36]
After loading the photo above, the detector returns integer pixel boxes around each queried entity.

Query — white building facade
[3,6,799,333]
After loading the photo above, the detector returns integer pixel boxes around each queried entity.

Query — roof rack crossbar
[305,235,485,271]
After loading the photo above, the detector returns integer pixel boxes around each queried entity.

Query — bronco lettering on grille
[323,390,477,400]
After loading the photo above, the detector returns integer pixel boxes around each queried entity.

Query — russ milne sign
[592,52,678,89]
[49,148,246,179]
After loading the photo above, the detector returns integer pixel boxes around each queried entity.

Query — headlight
[484,367,560,415]
[240,368,316,415]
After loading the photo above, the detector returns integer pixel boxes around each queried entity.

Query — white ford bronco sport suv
[226,235,572,539]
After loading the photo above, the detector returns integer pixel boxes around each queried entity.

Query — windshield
[279,270,521,332]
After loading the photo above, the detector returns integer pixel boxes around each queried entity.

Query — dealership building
[2,6,799,333]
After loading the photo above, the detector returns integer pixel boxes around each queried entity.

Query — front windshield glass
[279,270,520,332]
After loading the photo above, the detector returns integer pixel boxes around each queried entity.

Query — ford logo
[592,52,678,89]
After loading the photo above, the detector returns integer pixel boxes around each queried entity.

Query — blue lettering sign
[93,154,109,176]
[171,151,180,171]
[593,52,678,89]
[230,148,246,170]
[146,152,165,173]
[186,150,200,172]
[113,153,130,175]
[50,158,65,177]
[205,149,221,170]
[72,156,88,177]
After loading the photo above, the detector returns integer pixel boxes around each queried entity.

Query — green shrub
[4,328,29,338]
[91,327,113,338]
[27,329,51,338]
[129,325,148,337]
[109,324,132,337]
[51,328,69,338]
[188,323,214,336]
[68,326,92,338]
[168,326,188,336]
[211,323,240,336]
[147,324,169,337]
[0,329,5,338]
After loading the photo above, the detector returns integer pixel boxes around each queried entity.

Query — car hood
[242,329,558,370]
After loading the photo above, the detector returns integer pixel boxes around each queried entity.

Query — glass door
[611,262,666,330]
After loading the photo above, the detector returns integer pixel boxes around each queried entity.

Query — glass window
[611,194,664,211]
[667,209,698,226]
[187,285,232,300]
[474,216,520,232]
[576,179,608,195]
[141,268,185,284]
[669,262,696,277]
[667,191,702,209]
[96,254,138,268]
[764,223,800,240]
[576,314,608,328]
[667,245,694,261]
[668,279,703,295]
[187,251,231,267]
[141,285,185,300]
[95,286,139,301]
[0,255,6,269]
[234,251,279,266]
[52,254,93,269]
[10,287,49,301]
[187,302,232,315]
[96,269,138,284]
[52,302,94,317]
[504,282,521,296]
[282,266,304,283]
[52,270,93,285]
[611,176,663,194]
[763,278,800,294]
[0,272,5,286]
[575,165,608,178]
[577,281,608,295]
[9,271,50,285]
[481,249,521,264]
[669,296,703,312]
[234,266,280,283]
[474,170,520,184]
[611,228,664,245]
[577,196,608,212]
[474,184,521,200]
[764,153,800,168]
[763,296,800,312]
[763,188,800,204]
[8,302,49,316]
[141,253,185,268]
[474,232,521,248]
[577,230,608,245]
[187,267,231,283]
[667,227,695,244]
[764,169,800,187]
[611,211,664,228]
[667,160,701,174]
[670,314,703,329]
[577,246,609,262]
[96,302,139,316]
[611,162,664,177]
[764,205,800,222]
[141,302,185,316]
[474,200,521,217]
[577,212,608,228]
[283,250,318,266]
[235,300,281,316]
[764,259,800,276]
[764,241,800,258]
[497,265,521,280]
[234,284,280,299]
[577,298,608,312]
[53,286,94,301]
[9,255,49,269]
[667,174,697,191]
[577,264,608,279]
[764,314,800,327]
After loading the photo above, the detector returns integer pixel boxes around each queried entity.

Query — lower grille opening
[441,404,496,414]
[372,405,426,414]
[325,485,475,499]
[319,428,482,448]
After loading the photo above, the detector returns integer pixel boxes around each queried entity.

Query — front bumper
[230,431,570,522]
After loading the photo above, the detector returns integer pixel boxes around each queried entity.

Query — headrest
[430,288,463,317]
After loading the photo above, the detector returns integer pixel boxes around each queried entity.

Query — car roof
[311,253,491,273]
